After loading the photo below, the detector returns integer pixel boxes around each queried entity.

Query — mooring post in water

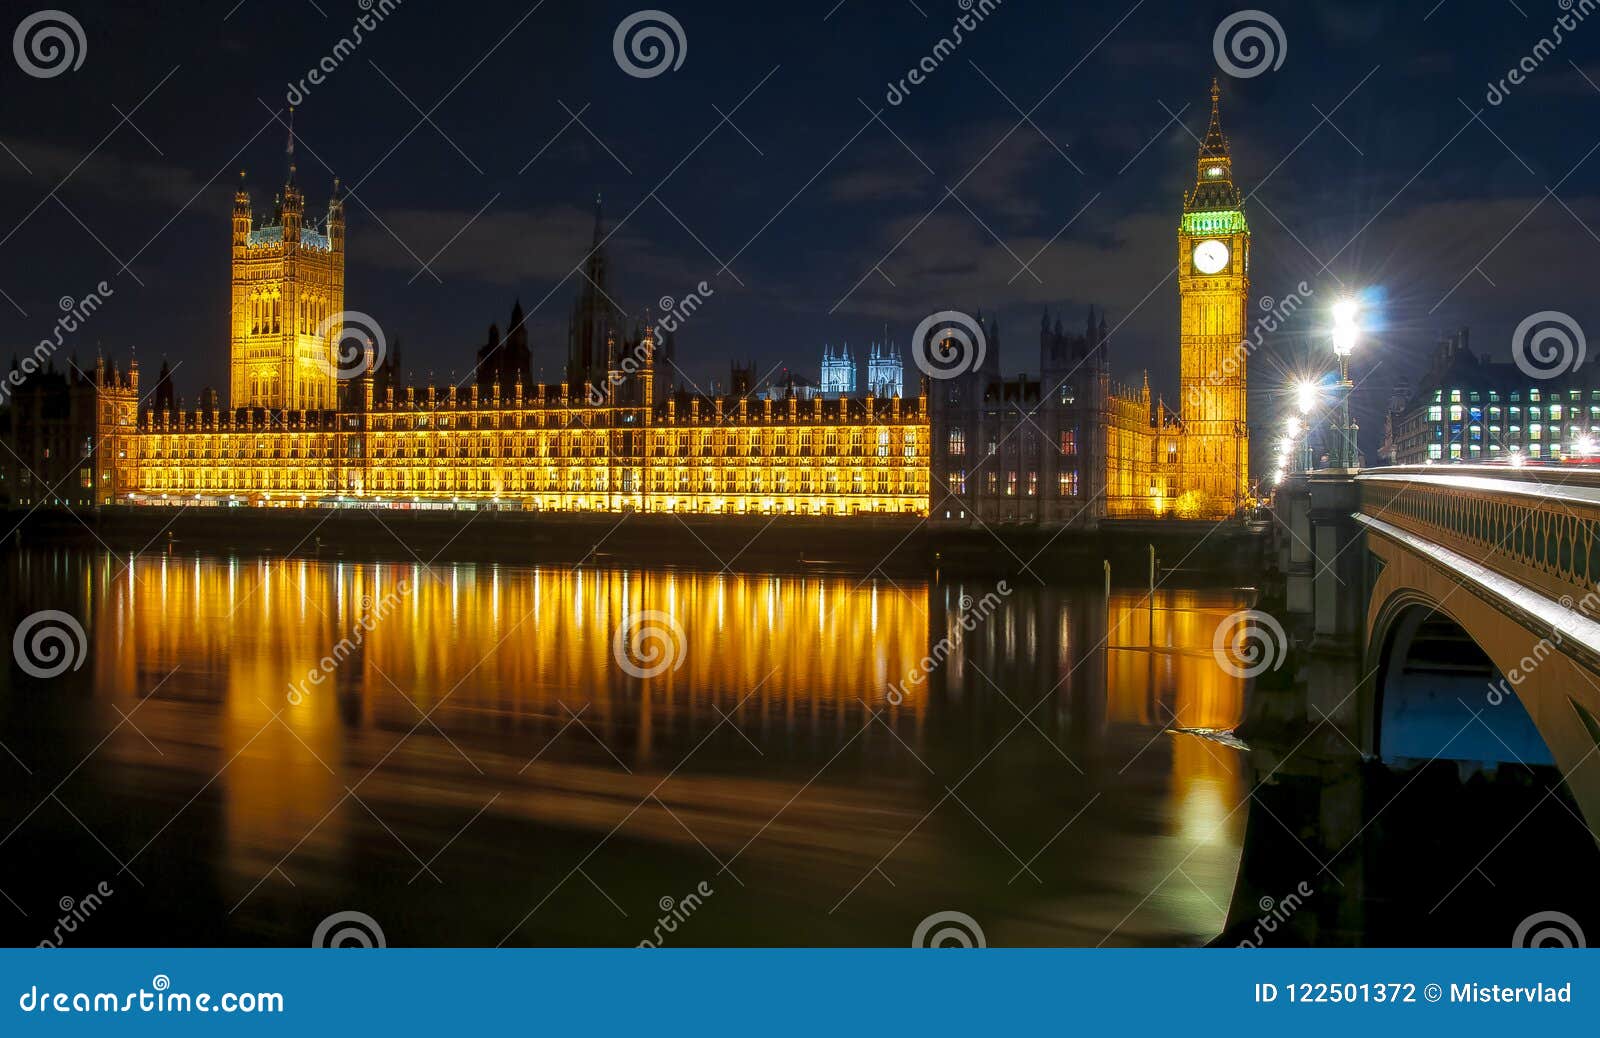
[1148,543,1156,634]
[1103,559,1110,600]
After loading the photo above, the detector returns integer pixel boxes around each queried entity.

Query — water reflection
[1,550,1250,946]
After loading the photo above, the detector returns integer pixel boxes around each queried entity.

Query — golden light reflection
[71,555,1251,919]
[1104,590,1247,732]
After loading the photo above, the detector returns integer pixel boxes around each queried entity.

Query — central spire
[1185,78,1241,213]
[1201,77,1226,160]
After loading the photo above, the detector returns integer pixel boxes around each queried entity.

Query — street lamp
[1296,380,1321,416]
[1291,381,1323,470]
[1330,298,1360,469]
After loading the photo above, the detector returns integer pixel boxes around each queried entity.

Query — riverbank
[2,506,1266,581]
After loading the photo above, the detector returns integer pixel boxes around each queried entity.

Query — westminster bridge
[1270,465,1600,837]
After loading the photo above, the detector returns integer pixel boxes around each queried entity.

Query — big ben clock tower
[1178,79,1250,518]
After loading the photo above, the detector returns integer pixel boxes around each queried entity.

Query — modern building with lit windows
[1385,329,1600,466]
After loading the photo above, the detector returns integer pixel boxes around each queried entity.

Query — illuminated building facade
[230,145,346,411]
[867,341,904,399]
[1176,80,1251,518]
[50,183,930,516]
[820,343,855,396]
[126,358,929,515]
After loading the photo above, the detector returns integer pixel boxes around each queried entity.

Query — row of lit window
[943,469,1082,497]
[1428,404,1600,422]
[1435,387,1600,404]
[1427,443,1574,459]
[1431,422,1600,442]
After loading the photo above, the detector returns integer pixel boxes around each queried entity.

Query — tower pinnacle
[286,106,297,186]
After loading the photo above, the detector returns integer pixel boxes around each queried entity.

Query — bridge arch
[1368,590,1554,766]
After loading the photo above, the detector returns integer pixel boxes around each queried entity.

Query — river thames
[1,549,1593,947]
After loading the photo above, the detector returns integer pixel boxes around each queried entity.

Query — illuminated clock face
[1193,238,1230,275]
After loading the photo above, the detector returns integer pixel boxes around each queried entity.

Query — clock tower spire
[1177,78,1251,518]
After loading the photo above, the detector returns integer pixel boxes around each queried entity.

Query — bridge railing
[1354,465,1600,609]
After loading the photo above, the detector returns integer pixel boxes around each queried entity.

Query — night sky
[3,0,1598,459]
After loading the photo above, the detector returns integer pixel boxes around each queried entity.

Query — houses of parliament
[0,83,1253,524]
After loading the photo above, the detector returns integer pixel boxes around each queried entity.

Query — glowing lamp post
[1330,299,1360,469]
[1292,381,1322,471]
